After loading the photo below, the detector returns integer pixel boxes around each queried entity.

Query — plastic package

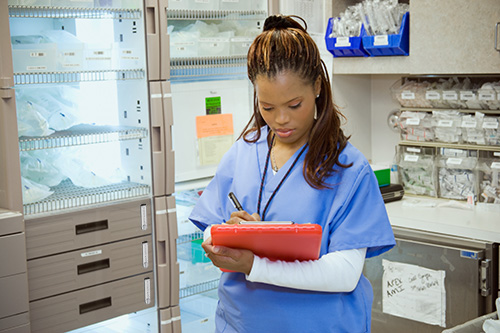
[461,112,486,145]
[398,146,436,196]
[432,110,463,144]
[398,111,434,142]
[437,148,477,201]
[21,177,53,204]
[41,30,84,71]
[477,152,500,204]
[20,150,66,187]
[483,116,500,145]
[11,35,57,73]
[15,98,54,137]
[390,79,433,108]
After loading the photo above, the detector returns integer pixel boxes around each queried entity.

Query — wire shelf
[167,9,266,20]
[19,124,148,151]
[170,56,247,80]
[23,179,151,216]
[177,231,204,245]
[13,69,145,85]
[8,5,142,19]
[180,279,219,299]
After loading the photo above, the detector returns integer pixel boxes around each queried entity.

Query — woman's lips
[275,129,293,138]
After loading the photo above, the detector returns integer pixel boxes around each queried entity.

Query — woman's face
[255,71,320,148]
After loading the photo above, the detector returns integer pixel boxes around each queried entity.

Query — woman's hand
[226,210,261,224]
[202,236,255,275]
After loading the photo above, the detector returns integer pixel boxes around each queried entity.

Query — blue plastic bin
[324,17,369,57]
[362,11,410,56]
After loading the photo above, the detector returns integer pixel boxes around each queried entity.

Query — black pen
[228,192,244,211]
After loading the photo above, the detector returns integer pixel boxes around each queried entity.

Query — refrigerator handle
[480,259,491,297]
[145,0,160,81]
[150,82,166,197]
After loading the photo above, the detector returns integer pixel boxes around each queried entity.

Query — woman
[189,15,395,333]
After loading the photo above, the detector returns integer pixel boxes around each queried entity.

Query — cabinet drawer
[28,235,153,301]
[0,233,26,278]
[30,272,155,333]
[0,274,29,320]
[25,199,152,259]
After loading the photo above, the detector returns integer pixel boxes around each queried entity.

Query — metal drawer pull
[79,297,112,314]
[77,259,110,275]
[496,22,500,51]
[75,220,108,235]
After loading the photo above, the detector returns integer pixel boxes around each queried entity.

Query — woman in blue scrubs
[189,15,395,333]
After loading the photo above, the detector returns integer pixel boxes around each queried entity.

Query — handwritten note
[382,259,446,327]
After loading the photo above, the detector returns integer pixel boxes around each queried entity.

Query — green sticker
[206,96,221,115]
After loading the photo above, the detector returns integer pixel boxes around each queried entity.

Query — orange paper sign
[196,113,234,138]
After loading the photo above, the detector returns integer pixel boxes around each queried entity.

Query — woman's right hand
[226,211,261,224]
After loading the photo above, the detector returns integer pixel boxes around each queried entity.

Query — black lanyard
[257,135,308,221]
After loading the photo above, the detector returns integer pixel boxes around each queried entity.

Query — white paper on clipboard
[382,259,446,327]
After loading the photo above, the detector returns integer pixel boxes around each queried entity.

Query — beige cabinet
[332,0,500,74]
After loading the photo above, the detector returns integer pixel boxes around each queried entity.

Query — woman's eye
[261,106,273,111]
[290,103,301,109]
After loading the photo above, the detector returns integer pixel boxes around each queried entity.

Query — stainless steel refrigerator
[0,1,179,332]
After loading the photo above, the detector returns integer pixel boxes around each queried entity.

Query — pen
[228,192,243,211]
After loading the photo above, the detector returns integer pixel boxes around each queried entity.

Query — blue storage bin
[362,11,410,57]
[324,17,369,57]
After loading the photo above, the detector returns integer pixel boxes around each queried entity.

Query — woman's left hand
[202,237,254,275]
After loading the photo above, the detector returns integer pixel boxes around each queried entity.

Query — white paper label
[27,65,47,70]
[81,249,102,257]
[195,0,209,3]
[374,35,389,46]
[437,120,453,127]
[494,152,500,157]
[425,91,440,100]
[460,91,475,100]
[479,92,495,101]
[141,204,148,230]
[142,242,149,268]
[483,121,499,129]
[401,91,415,100]
[491,162,500,169]
[447,158,463,165]
[404,155,419,162]
[382,260,446,327]
[144,278,151,304]
[406,118,420,126]
[30,52,46,57]
[442,90,458,100]
[335,37,351,47]
[407,147,421,153]
[461,120,477,128]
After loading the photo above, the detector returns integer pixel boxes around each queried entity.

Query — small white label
[195,0,209,3]
[407,147,421,153]
[141,204,148,230]
[494,152,500,157]
[142,242,149,268]
[425,91,440,100]
[447,158,463,165]
[460,91,475,100]
[30,52,46,57]
[437,120,453,127]
[27,65,47,70]
[479,92,495,101]
[442,90,458,100]
[222,0,239,2]
[81,249,102,257]
[404,155,419,162]
[373,35,389,46]
[483,121,499,129]
[406,118,421,126]
[461,120,477,128]
[144,278,151,304]
[334,37,351,47]
[401,91,415,100]
[491,162,500,169]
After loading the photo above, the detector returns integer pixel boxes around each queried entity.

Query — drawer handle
[75,220,108,235]
[77,259,110,275]
[79,297,112,314]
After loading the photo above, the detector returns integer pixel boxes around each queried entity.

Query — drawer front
[0,274,29,320]
[0,211,23,236]
[25,199,152,259]
[30,272,155,333]
[0,233,27,278]
[28,235,153,301]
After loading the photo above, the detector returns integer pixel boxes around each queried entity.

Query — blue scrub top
[189,126,395,333]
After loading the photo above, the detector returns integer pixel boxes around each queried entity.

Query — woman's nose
[274,108,290,124]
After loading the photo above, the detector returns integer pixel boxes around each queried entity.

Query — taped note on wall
[382,259,446,327]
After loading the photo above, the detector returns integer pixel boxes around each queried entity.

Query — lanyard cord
[257,135,308,221]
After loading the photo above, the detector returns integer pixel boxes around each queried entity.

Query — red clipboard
[210,223,322,263]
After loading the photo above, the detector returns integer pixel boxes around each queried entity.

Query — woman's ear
[314,76,321,97]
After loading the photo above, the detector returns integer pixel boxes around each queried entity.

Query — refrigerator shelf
[170,56,246,80]
[177,231,204,245]
[8,5,141,19]
[18,124,148,151]
[13,69,145,85]
[167,9,266,21]
[180,278,219,299]
[23,179,151,215]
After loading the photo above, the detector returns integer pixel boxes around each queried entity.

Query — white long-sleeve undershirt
[204,225,367,292]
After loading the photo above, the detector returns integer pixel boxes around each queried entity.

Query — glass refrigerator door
[8,1,152,218]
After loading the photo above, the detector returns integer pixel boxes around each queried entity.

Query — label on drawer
[27,65,47,70]
[460,91,475,100]
[437,120,453,127]
[483,120,499,129]
[491,162,500,169]
[405,118,420,125]
[404,155,419,162]
[401,91,415,100]
[446,158,463,165]
[334,37,351,47]
[144,278,151,304]
[30,52,47,57]
[406,147,421,153]
[142,242,149,268]
[141,204,148,230]
[425,91,440,100]
[442,90,458,100]
[373,35,389,46]
[81,249,102,257]
[479,92,495,100]
[461,120,477,128]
